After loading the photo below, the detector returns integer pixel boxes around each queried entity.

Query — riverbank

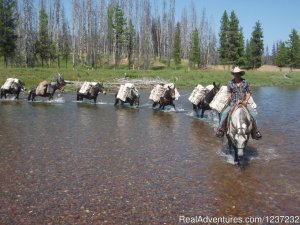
[1,66,299,89]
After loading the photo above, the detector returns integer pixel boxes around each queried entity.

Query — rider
[215,66,262,140]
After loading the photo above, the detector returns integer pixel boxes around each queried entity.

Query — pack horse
[114,83,140,107]
[77,82,106,103]
[28,74,66,101]
[1,78,26,99]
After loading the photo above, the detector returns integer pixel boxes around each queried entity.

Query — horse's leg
[201,109,205,118]
[114,98,119,106]
[172,103,176,110]
[27,91,31,101]
[153,102,158,108]
[193,104,199,117]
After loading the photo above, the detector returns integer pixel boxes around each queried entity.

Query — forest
[0,0,300,71]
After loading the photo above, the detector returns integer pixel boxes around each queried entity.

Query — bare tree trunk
[55,0,60,68]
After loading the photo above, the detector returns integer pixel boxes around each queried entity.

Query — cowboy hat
[231,66,245,76]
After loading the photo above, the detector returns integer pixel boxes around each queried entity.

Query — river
[0,87,299,224]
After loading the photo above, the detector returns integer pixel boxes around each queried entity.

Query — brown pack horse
[28,74,66,101]
[152,87,176,110]
[192,82,220,118]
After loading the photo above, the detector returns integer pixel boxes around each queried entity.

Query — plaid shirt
[227,78,250,106]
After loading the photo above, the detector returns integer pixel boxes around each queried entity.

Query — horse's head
[18,80,26,91]
[54,74,66,91]
[212,82,220,95]
[165,86,176,100]
[228,105,252,152]
[97,82,106,95]
[130,88,140,106]
[204,82,220,104]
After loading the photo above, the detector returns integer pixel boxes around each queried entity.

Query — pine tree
[35,7,51,67]
[227,11,244,66]
[126,19,135,69]
[189,28,201,68]
[114,4,126,68]
[244,39,252,69]
[250,21,264,69]
[0,0,18,67]
[173,22,181,68]
[218,10,229,66]
[287,29,300,69]
[275,42,288,69]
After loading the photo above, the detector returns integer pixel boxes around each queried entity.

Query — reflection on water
[0,87,299,224]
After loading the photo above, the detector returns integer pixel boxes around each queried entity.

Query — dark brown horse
[152,87,176,110]
[114,88,140,107]
[192,82,220,118]
[28,74,66,101]
[77,82,106,103]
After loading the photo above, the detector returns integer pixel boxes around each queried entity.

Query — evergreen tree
[114,4,126,68]
[287,29,300,69]
[237,27,245,65]
[275,41,288,68]
[271,43,277,65]
[250,21,264,68]
[173,22,181,68]
[35,7,51,67]
[189,28,201,68]
[0,0,18,67]
[126,19,135,69]
[227,11,244,66]
[218,10,229,65]
[244,40,252,69]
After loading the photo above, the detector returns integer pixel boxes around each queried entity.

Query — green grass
[1,64,300,90]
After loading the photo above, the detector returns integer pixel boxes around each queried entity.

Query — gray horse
[227,104,252,166]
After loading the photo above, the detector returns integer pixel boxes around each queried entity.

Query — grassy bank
[1,65,300,90]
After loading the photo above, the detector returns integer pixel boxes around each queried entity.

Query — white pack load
[188,84,208,105]
[206,84,214,91]
[248,96,257,112]
[79,82,99,94]
[1,78,20,90]
[174,88,180,100]
[149,84,165,102]
[163,83,175,90]
[117,83,136,101]
[209,85,231,113]
[79,82,91,94]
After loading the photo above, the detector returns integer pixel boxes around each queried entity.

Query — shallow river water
[0,87,299,224]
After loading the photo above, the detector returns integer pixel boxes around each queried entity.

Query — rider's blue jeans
[219,105,258,126]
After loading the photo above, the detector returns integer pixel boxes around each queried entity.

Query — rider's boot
[216,117,228,138]
[251,120,262,140]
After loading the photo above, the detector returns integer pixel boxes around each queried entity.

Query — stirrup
[253,131,262,140]
[216,130,225,138]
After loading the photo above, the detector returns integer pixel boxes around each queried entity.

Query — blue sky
[176,0,300,48]
[40,0,300,49]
